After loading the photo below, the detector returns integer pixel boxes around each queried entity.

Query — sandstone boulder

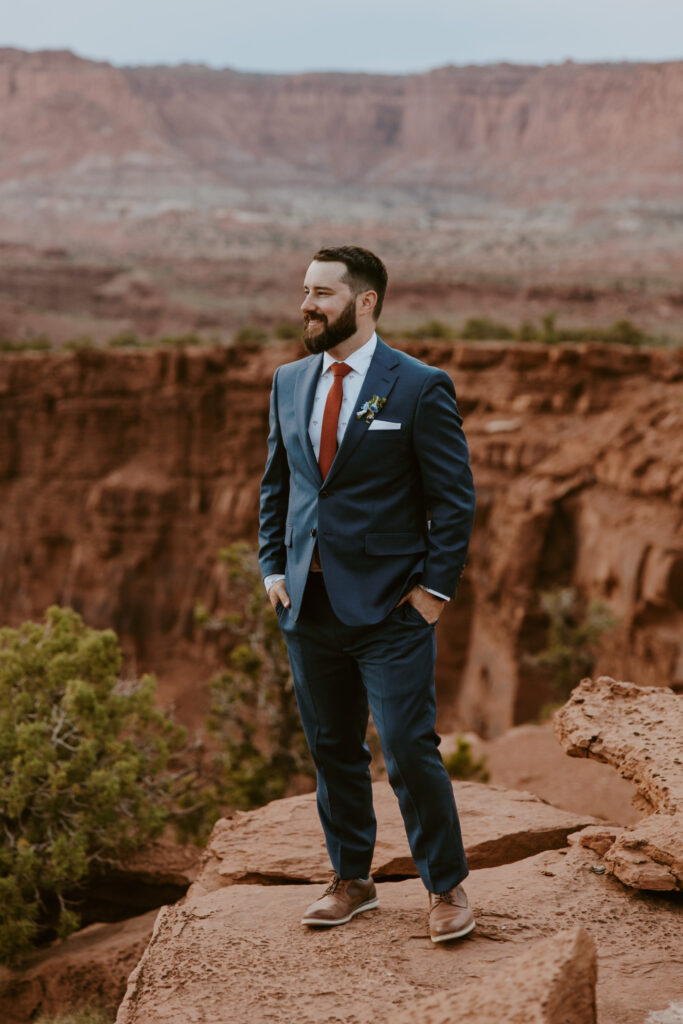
[555,676,683,890]
[453,720,641,824]
[386,926,597,1024]
[99,837,201,889]
[0,910,157,1024]
[0,840,200,1023]
[603,814,683,891]
[189,779,598,897]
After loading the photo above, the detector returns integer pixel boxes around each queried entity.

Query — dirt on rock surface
[115,846,682,1024]
[387,926,597,1024]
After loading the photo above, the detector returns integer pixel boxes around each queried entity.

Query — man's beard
[302,299,357,354]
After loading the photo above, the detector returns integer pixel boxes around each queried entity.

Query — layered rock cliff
[2,340,681,735]
[1,48,682,198]
[1,48,683,280]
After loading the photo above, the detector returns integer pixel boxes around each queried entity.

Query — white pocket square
[368,420,402,431]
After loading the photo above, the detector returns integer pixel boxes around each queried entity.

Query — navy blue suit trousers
[277,573,469,893]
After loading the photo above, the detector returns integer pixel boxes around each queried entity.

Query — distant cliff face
[1,48,682,199]
[1,47,683,197]
[2,341,681,736]
[1,47,683,282]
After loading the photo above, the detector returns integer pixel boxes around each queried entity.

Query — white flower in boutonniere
[356,395,387,424]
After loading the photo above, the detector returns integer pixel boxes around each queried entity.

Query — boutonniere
[356,395,387,424]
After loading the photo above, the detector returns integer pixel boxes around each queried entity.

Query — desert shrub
[106,331,145,348]
[0,606,187,965]
[233,324,269,345]
[63,336,95,351]
[517,320,539,341]
[535,700,565,723]
[158,332,204,347]
[532,588,617,701]
[0,336,51,352]
[407,319,453,340]
[273,320,301,340]
[199,542,314,810]
[462,317,514,340]
[540,313,559,344]
[600,319,645,346]
[535,316,650,346]
[35,1004,114,1024]
[443,736,489,782]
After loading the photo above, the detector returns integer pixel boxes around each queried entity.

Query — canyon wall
[2,341,681,736]
[1,48,682,198]
[1,48,683,280]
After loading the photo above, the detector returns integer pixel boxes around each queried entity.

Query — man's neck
[326,324,376,362]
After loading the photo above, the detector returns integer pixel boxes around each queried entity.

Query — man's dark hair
[312,245,388,320]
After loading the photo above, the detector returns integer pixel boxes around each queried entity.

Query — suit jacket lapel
[325,337,399,485]
[295,353,324,483]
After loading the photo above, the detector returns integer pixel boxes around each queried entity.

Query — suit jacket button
[320,490,329,499]
[310,528,317,538]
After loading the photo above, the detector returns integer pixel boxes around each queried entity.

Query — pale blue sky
[3,0,682,73]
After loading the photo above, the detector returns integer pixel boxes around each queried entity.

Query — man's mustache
[304,313,327,325]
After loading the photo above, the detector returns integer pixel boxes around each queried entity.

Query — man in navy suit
[258,246,476,942]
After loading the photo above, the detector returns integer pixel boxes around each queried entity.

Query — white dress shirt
[308,333,378,459]
[264,331,449,602]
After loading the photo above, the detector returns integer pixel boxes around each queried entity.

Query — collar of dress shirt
[321,332,377,376]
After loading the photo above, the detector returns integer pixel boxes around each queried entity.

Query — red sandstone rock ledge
[4,676,682,1023]
[115,847,682,1024]
[189,780,597,895]
[387,926,597,1024]
[111,677,681,1023]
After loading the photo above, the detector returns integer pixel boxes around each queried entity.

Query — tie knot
[331,362,352,378]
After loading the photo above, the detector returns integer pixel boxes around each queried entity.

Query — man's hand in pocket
[268,579,291,611]
[397,586,445,625]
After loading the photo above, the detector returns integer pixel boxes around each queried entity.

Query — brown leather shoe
[429,883,475,943]
[301,874,379,927]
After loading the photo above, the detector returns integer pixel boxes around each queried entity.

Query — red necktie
[318,362,352,479]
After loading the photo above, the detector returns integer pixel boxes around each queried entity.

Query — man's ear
[358,289,378,318]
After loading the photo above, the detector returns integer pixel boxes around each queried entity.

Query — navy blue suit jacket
[258,337,476,626]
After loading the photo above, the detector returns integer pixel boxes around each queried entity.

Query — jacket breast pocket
[364,430,406,443]
[365,532,427,556]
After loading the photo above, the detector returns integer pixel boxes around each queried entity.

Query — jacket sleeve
[412,370,476,598]
[258,367,290,578]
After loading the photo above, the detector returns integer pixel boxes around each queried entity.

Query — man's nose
[301,294,316,312]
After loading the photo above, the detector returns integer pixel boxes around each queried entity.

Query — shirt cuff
[264,573,286,593]
[418,584,450,602]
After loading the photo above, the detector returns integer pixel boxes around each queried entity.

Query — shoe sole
[301,897,379,927]
[431,918,475,943]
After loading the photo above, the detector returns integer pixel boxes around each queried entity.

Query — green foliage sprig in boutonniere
[356,395,387,424]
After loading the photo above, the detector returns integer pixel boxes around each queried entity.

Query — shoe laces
[432,889,457,906]
[324,874,343,895]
